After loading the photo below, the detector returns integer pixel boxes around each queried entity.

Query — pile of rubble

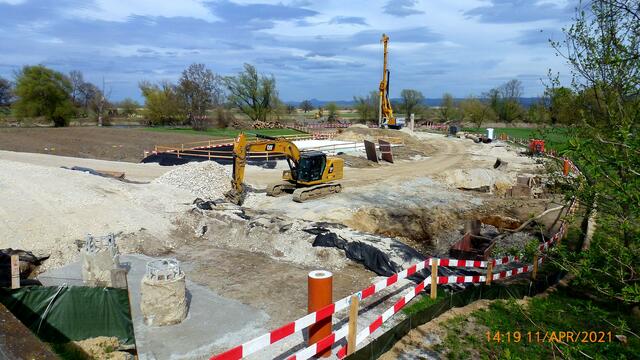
[153,161,231,199]
[253,121,286,129]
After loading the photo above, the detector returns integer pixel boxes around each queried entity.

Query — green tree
[300,99,314,113]
[400,89,424,118]
[551,0,640,304]
[526,100,549,124]
[139,80,185,125]
[353,91,378,123]
[326,102,338,122]
[118,98,140,116]
[498,79,525,123]
[439,93,458,122]
[13,65,75,127]
[459,97,496,128]
[224,63,278,122]
[545,87,576,125]
[178,63,223,130]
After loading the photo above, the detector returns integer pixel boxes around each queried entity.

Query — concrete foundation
[140,259,188,326]
[81,233,121,287]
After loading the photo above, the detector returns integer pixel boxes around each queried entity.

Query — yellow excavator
[379,33,404,129]
[224,133,344,205]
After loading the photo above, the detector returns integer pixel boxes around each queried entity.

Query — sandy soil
[0,127,214,162]
[0,127,557,359]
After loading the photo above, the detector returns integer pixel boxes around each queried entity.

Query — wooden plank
[430,261,438,299]
[11,255,19,289]
[347,295,359,355]
[96,170,125,179]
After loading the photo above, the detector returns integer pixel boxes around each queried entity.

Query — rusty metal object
[378,139,394,163]
[364,140,378,163]
[449,232,496,261]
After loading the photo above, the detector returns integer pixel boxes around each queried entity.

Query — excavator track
[266,181,297,197]
[292,182,342,203]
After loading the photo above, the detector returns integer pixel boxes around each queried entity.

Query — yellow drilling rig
[378,33,404,129]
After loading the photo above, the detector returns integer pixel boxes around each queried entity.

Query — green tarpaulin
[0,286,135,345]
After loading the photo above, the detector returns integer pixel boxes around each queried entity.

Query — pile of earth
[335,126,436,159]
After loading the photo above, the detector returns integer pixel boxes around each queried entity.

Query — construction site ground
[0,127,558,359]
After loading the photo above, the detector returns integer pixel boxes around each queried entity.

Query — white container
[487,128,494,140]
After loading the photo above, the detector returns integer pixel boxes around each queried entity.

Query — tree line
[0,60,626,131]
[0,62,284,129]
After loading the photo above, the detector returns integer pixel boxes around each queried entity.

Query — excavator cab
[295,152,326,182]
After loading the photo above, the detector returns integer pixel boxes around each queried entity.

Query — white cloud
[0,0,27,4]
[70,0,219,22]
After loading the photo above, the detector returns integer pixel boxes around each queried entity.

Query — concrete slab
[38,254,270,360]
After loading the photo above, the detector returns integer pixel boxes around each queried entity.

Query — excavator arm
[225,133,302,205]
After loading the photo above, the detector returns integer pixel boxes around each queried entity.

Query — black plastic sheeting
[312,232,397,277]
[141,144,281,167]
[0,249,48,287]
[0,286,135,345]
[346,272,565,360]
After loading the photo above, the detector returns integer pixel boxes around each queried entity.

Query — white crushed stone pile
[153,161,231,199]
[0,159,194,271]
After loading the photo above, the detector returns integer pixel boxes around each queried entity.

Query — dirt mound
[345,207,458,250]
[336,154,380,168]
[71,336,131,359]
[335,127,436,158]
[153,161,231,199]
[439,168,513,192]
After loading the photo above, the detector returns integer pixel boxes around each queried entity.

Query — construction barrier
[209,253,541,360]
[210,142,581,360]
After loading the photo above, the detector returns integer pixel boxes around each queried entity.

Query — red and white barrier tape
[210,253,532,359]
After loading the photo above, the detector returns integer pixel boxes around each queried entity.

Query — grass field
[435,288,639,359]
[463,127,570,151]
[144,127,307,138]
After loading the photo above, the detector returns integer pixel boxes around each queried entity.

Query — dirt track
[0,127,213,162]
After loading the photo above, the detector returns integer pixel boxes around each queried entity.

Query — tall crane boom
[378,33,402,129]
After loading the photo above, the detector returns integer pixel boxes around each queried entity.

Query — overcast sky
[0,0,580,102]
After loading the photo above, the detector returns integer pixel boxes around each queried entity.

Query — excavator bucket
[224,181,246,205]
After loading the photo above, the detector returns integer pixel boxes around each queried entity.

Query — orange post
[563,158,570,177]
[486,260,493,285]
[532,255,539,280]
[308,270,333,358]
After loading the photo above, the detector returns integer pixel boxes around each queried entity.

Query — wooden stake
[347,295,359,355]
[486,260,493,285]
[11,255,20,289]
[430,260,438,299]
[532,255,539,280]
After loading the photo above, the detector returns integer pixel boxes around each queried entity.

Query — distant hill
[287,97,541,108]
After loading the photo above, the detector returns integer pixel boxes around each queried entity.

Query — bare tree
[69,70,84,105]
[178,63,223,130]
[0,76,12,107]
[300,99,314,113]
[499,79,523,100]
